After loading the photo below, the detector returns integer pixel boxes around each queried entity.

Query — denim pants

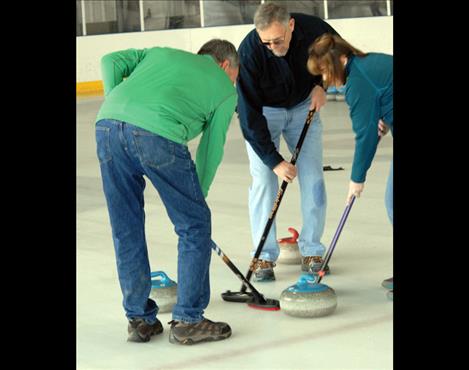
[385,160,393,225]
[245,98,327,261]
[96,119,212,324]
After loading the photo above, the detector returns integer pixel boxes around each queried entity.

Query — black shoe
[127,318,163,342]
[168,318,232,345]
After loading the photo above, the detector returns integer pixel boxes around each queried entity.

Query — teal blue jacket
[344,53,393,182]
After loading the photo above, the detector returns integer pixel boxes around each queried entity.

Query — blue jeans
[385,160,393,225]
[96,119,212,324]
[245,98,327,261]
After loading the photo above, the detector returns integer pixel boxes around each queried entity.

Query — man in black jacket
[236,2,339,281]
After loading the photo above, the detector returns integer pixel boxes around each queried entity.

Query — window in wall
[77,0,83,36]
[275,1,325,18]
[327,0,388,19]
[143,1,200,31]
[85,0,141,35]
[203,1,261,27]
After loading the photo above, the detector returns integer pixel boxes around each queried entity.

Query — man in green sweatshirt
[95,39,238,345]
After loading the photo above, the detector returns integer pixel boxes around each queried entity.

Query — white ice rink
[77,96,393,370]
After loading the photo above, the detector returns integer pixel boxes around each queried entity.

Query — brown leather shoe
[127,318,163,342]
[251,259,276,282]
[301,256,330,274]
[168,318,231,345]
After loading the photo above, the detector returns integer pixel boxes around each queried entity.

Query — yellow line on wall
[77,81,104,96]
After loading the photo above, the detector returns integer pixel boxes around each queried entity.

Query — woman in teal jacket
[307,33,393,299]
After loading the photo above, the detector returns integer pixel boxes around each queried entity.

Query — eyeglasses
[259,29,287,47]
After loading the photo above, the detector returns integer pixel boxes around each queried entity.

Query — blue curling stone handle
[151,271,177,289]
[286,273,329,293]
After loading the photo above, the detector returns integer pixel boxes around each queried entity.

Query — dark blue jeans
[96,119,211,324]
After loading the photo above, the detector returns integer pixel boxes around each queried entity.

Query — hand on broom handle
[273,161,297,183]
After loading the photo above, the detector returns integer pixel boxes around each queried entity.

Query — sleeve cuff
[264,152,284,170]
[351,172,366,183]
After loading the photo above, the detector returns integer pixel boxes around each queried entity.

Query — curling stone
[280,273,337,318]
[150,271,177,313]
[277,227,302,265]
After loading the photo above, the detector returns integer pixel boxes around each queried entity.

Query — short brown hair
[198,39,239,68]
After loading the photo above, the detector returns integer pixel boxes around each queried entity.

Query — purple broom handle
[317,134,382,284]
[331,195,356,250]
[317,195,356,283]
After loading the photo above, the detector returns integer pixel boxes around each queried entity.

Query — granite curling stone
[277,227,302,265]
[280,273,337,318]
[150,271,178,313]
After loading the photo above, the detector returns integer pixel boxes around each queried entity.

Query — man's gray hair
[197,39,239,68]
[254,2,290,31]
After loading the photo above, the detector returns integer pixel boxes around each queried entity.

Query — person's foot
[301,256,330,275]
[252,259,276,282]
[386,290,393,301]
[381,277,393,290]
[127,318,163,342]
[168,318,232,345]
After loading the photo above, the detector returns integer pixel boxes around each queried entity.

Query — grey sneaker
[301,256,330,275]
[127,318,163,342]
[251,259,276,282]
[168,318,232,345]
[381,277,393,290]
